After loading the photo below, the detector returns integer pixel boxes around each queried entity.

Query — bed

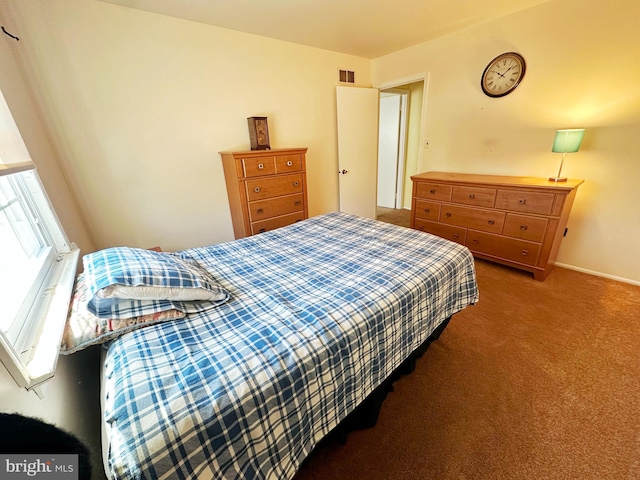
[84,212,478,479]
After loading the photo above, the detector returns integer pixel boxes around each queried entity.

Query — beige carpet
[294,259,640,480]
[376,207,411,228]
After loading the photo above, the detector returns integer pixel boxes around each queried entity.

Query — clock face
[481,52,526,97]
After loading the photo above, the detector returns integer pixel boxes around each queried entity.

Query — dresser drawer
[275,154,303,173]
[451,186,496,208]
[251,212,305,235]
[414,219,466,245]
[242,156,275,177]
[246,174,304,201]
[415,182,452,202]
[440,204,505,234]
[503,214,548,242]
[248,194,304,222]
[495,189,554,215]
[467,230,541,266]
[413,199,440,221]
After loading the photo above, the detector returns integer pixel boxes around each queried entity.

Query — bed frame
[321,316,452,444]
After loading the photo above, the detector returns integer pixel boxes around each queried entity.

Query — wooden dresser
[410,172,583,280]
[220,148,309,239]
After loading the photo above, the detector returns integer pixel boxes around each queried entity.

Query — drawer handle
[287,160,293,166]
[256,208,264,214]
[259,228,266,233]
[452,234,459,239]
[424,208,430,213]
[520,225,528,231]
[295,201,301,205]
[430,189,436,194]
[445,212,452,217]
[469,194,475,199]
[254,187,261,193]
[418,226,424,231]
[472,239,479,244]
[488,220,495,225]
[521,249,529,256]
[519,199,527,205]
[293,181,300,187]
[258,163,264,169]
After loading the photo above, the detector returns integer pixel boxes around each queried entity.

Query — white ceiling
[98,0,551,59]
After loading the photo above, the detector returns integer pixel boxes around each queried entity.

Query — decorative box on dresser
[410,172,584,280]
[220,148,309,239]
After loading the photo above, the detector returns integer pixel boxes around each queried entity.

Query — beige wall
[3,0,371,252]
[373,0,640,284]
[0,9,93,254]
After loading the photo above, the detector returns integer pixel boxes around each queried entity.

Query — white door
[336,86,379,219]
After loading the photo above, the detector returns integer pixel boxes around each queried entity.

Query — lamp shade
[552,129,585,154]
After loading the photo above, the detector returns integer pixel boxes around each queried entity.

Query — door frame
[374,73,430,201]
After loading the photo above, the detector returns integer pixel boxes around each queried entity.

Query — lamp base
[549,176,567,182]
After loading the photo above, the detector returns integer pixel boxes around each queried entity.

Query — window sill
[0,246,80,396]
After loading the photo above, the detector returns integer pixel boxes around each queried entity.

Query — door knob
[339,169,348,174]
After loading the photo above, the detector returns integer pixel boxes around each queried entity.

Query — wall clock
[481,52,526,98]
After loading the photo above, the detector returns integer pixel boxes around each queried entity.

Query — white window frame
[0,90,79,396]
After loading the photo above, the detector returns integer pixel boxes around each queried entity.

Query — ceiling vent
[338,69,355,84]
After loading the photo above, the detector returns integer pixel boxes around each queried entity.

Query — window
[0,89,79,394]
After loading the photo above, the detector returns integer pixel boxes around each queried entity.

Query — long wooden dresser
[410,172,583,280]
[220,148,309,239]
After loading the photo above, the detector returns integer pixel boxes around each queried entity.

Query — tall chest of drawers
[220,148,309,239]
[410,172,583,280]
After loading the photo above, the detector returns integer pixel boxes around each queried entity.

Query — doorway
[335,78,426,223]
[376,80,425,226]
[377,89,408,210]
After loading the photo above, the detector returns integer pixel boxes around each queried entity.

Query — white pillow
[97,283,223,301]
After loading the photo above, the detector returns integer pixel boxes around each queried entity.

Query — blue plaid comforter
[102,212,479,479]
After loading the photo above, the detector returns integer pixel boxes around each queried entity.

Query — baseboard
[555,263,640,286]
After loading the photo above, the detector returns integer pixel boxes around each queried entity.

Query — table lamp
[550,128,584,182]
